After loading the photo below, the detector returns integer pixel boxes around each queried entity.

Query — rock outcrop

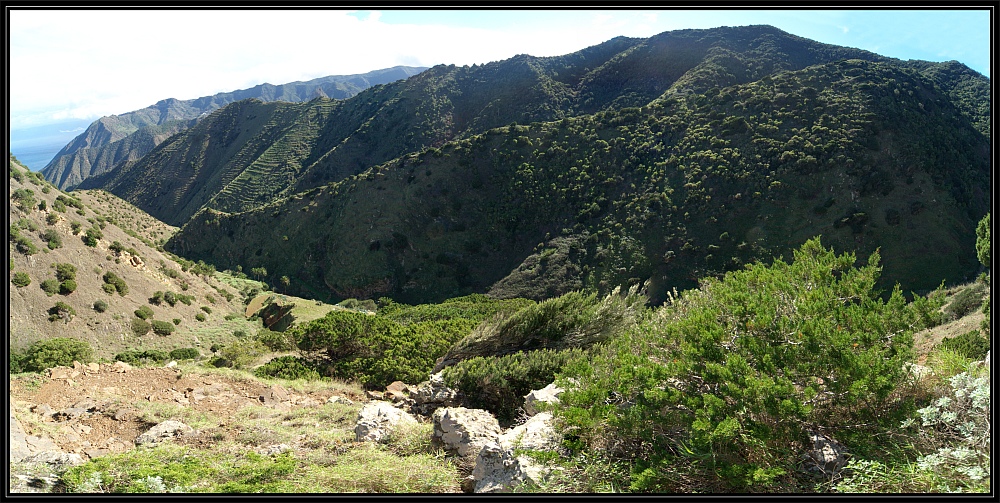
[354,401,419,443]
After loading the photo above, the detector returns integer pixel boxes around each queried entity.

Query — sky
[6,7,993,131]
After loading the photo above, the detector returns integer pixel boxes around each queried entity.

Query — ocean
[9,119,94,171]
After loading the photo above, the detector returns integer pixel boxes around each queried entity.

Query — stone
[803,431,848,477]
[135,420,194,446]
[355,401,419,443]
[432,407,501,458]
[327,396,355,406]
[86,362,100,373]
[256,444,292,456]
[410,372,463,416]
[260,384,290,406]
[472,413,562,493]
[111,361,131,373]
[523,383,564,416]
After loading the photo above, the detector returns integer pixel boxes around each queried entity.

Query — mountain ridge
[40,65,429,190]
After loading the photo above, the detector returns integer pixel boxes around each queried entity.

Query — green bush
[103,272,128,296]
[134,305,155,320]
[54,263,76,281]
[40,279,60,296]
[944,284,985,320]
[200,306,212,314]
[256,328,296,352]
[41,229,62,249]
[195,313,206,322]
[293,310,476,389]
[115,349,169,366]
[554,237,917,492]
[59,279,78,295]
[46,212,60,225]
[151,320,175,336]
[216,338,267,369]
[169,348,200,360]
[907,285,948,330]
[935,330,990,361]
[11,188,36,211]
[173,318,181,325]
[82,226,102,247]
[12,271,31,287]
[13,234,39,255]
[47,301,77,323]
[975,213,990,268]
[94,299,109,312]
[132,317,151,336]
[253,356,324,381]
[20,337,93,372]
[440,348,586,426]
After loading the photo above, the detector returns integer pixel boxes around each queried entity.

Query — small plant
[132,317,151,336]
[200,306,212,314]
[12,271,31,287]
[45,212,60,225]
[48,301,77,323]
[151,320,175,336]
[103,271,128,296]
[195,313,207,322]
[945,284,986,320]
[169,348,200,360]
[41,229,62,249]
[935,330,990,361]
[172,318,181,325]
[59,279,78,295]
[19,337,92,371]
[253,355,323,381]
[94,299,109,312]
[40,279,60,296]
[134,305,155,320]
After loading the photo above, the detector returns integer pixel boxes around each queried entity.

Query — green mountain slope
[40,66,427,190]
[82,25,902,227]
[165,58,991,305]
[8,157,253,359]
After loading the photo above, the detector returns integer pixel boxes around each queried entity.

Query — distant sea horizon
[10,118,95,171]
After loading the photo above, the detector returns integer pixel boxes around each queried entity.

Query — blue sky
[7,7,992,131]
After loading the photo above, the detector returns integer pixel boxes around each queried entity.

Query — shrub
[115,349,168,366]
[216,338,267,369]
[169,348,200,360]
[40,279,60,296]
[944,284,985,320]
[256,328,296,352]
[11,188,36,211]
[94,299,109,312]
[150,291,165,305]
[20,337,92,372]
[103,271,128,296]
[195,313,206,322]
[253,356,323,381]
[48,302,77,322]
[59,279,78,295]
[45,212,60,225]
[173,318,181,325]
[935,330,990,361]
[441,348,586,426]
[109,241,125,254]
[554,237,917,492]
[164,291,177,306]
[12,271,31,287]
[293,310,477,389]
[14,234,39,255]
[54,263,77,281]
[70,221,81,234]
[82,226,102,247]
[151,320,175,336]
[41,229,62,249]
[200,306,212,314]
[132,317,151,336]
[134,305,154,320]
[975,213,990,268]
[907,285,948,330]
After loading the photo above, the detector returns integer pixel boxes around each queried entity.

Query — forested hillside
[167,58,990,305]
